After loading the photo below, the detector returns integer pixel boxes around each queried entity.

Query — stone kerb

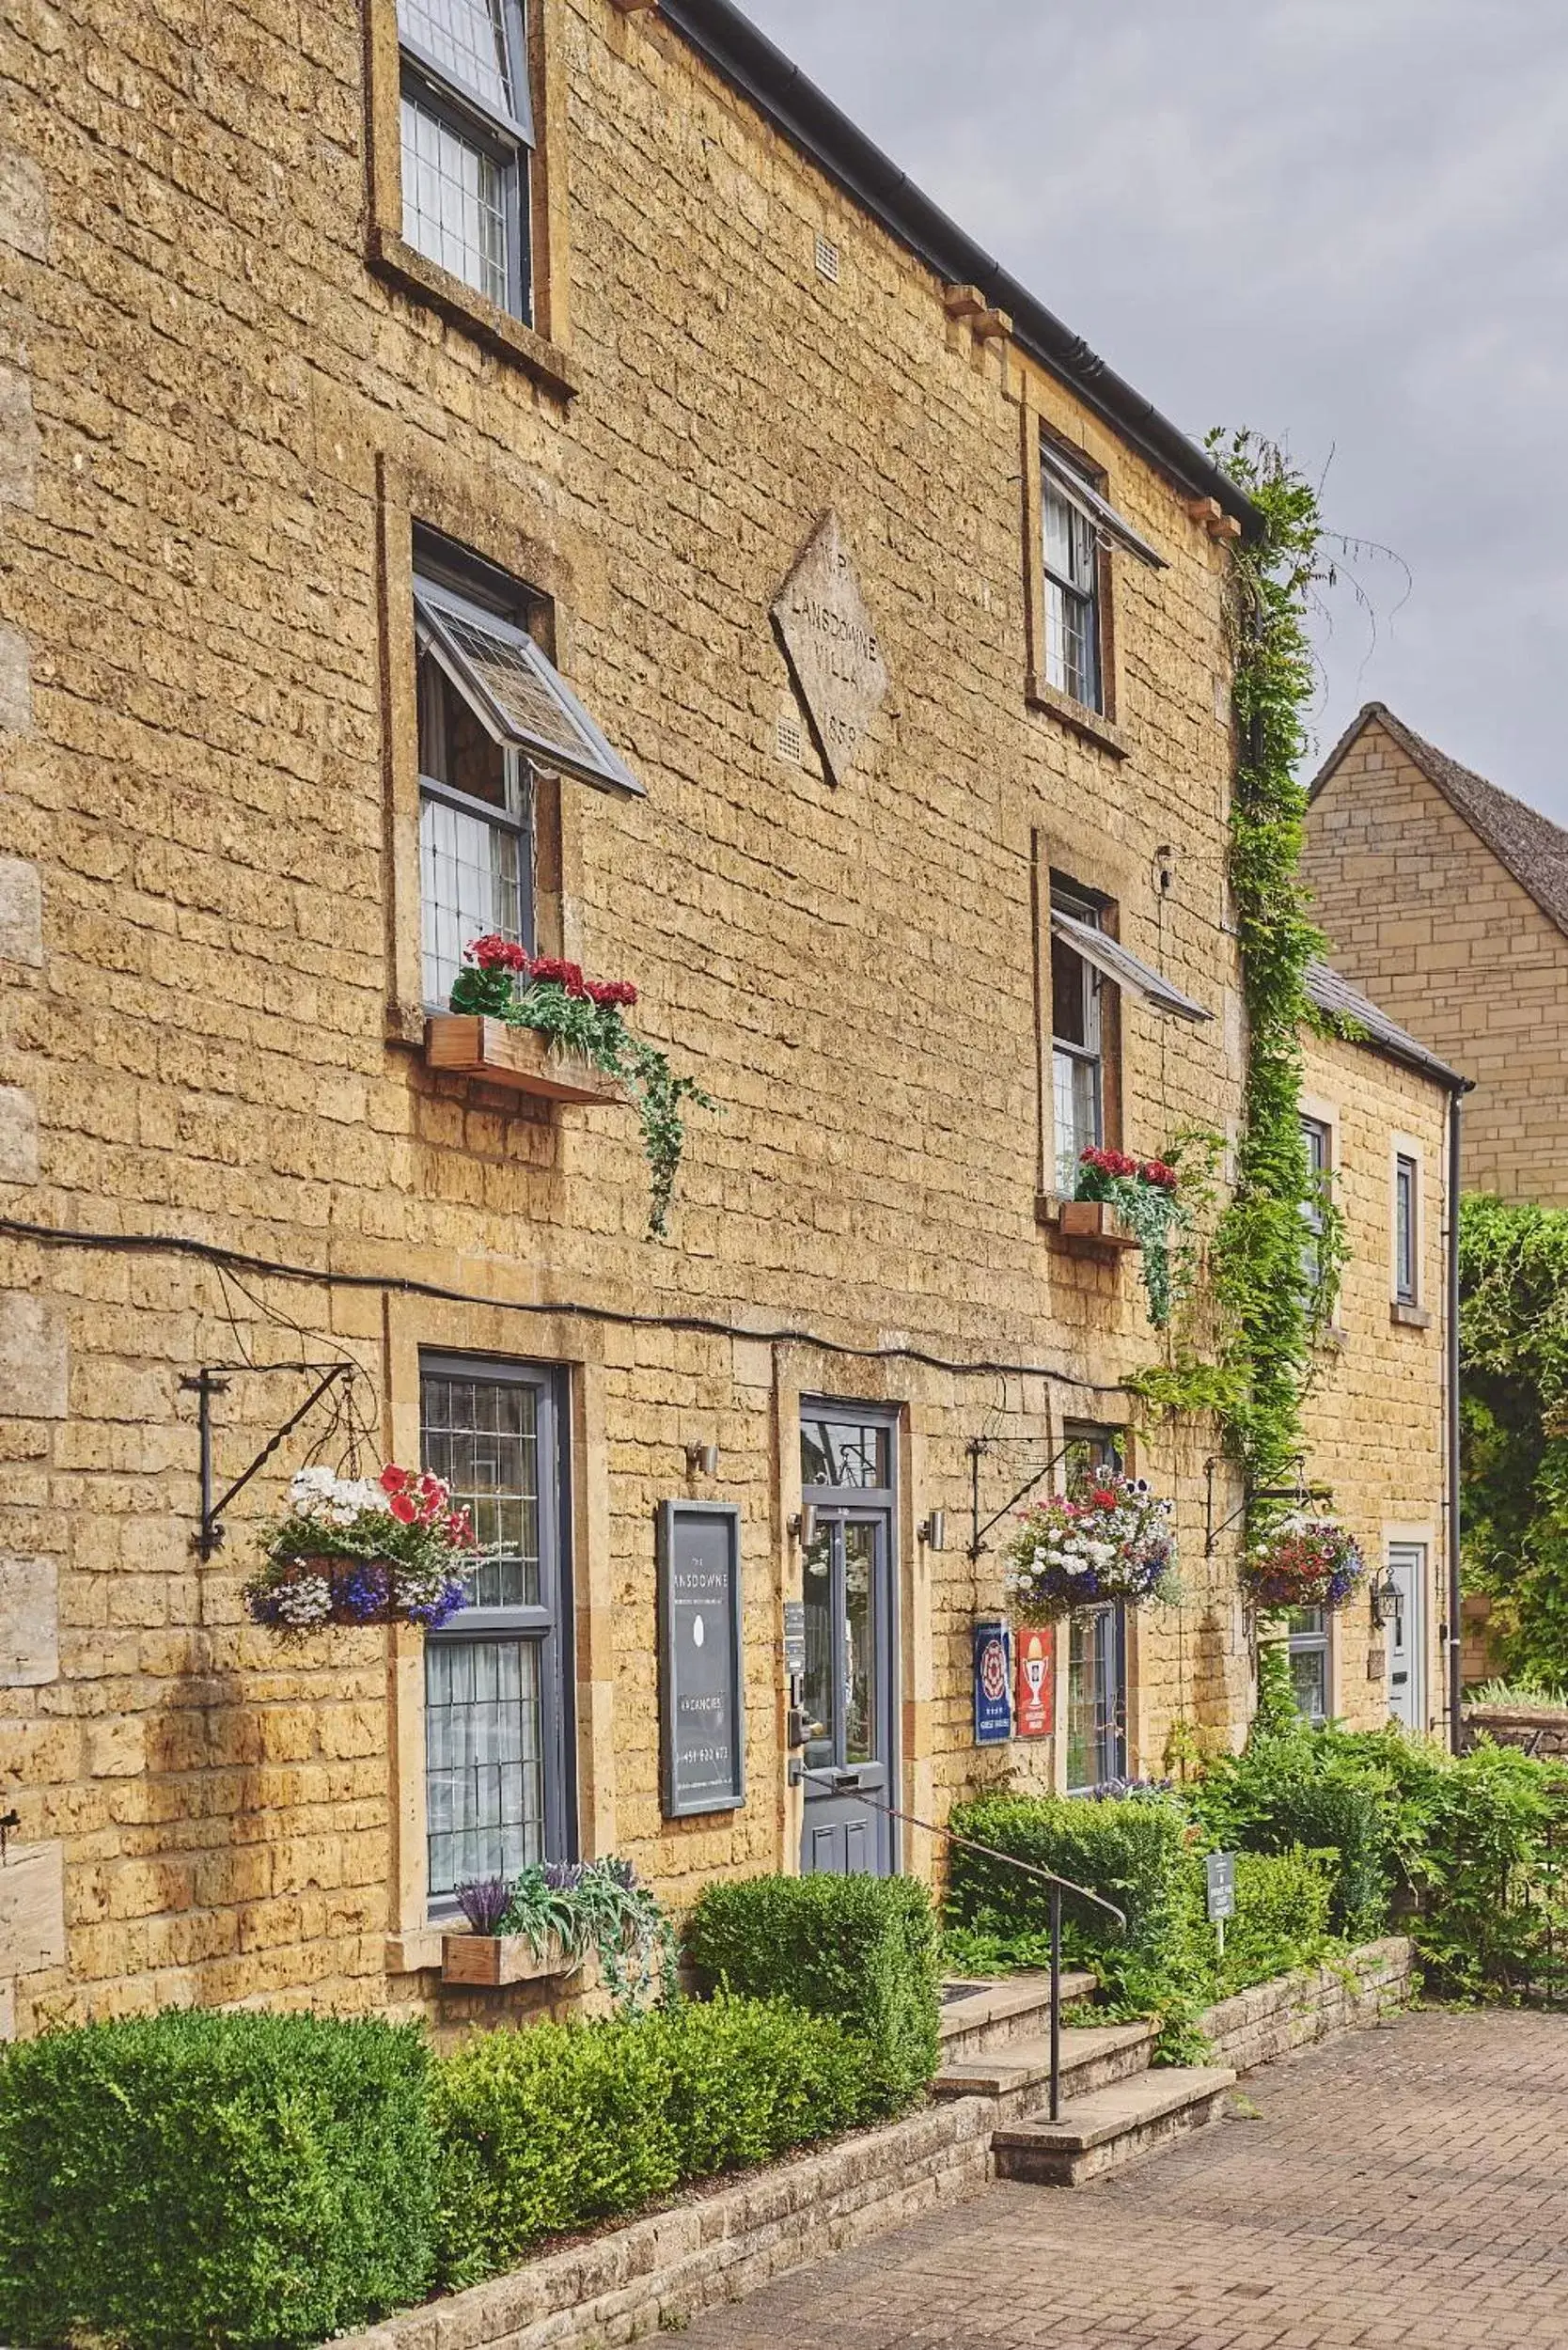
[1199,1936,1413,2074]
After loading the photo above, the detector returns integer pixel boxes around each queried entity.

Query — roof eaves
[1304,960,1470,1093]
[656,0,1262,537]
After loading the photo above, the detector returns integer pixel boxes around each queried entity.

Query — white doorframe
[1386,1540,1428,1731]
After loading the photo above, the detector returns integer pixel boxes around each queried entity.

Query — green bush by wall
[433,1993,870,2287]
[684,1872,941,2115]
[0,2009,439,2350]
[945,1792,1194,1966]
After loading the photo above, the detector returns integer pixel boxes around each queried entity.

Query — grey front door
[800,1512,894,1874]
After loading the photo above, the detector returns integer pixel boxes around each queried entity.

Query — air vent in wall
[776,711,805,763]
[814,234,840,285]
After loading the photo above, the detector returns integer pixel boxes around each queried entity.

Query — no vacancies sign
[658,1501,745,1819]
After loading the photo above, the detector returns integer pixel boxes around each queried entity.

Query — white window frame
[1050,888,1105,1197]
[398,0,534,320]
[1041,475,1103,712]
[1287,1606,1333,1725]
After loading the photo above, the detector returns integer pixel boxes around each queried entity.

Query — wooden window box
[424,1015,623,1105]
[1051,1198,1141,1251]
[441,1930,579,1988]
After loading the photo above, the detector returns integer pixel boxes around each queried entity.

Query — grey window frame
[1061,1426,1129,1794]
[398,0,534,321]
[1042,472,1103,713]
[1287,1606,1330,1724]
[1394,1153,1419,1305]
[415,563,538,1011]
[1051,887,1105,1195]
[420,1352,575,1913]
[1301,1115,1331,1291]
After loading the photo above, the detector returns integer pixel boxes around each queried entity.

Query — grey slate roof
[1312,701,1568,944]
[1304,958,1469,1091]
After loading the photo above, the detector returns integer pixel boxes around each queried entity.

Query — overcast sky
[742,0,1568,823]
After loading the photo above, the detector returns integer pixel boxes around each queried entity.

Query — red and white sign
[1015,1623,1056,1738]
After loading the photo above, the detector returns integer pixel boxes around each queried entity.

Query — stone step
[937,1970,1097,2062]
[934,2020,1157,2108]
[991,2065,1236,2187]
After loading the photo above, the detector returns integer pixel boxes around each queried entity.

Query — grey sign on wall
[658,1500,745,1820]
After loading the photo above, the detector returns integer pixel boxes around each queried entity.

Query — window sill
[1390,1301,1432,1330]
[1026,676,1128,760]
[1037,1193,1141,1252]
[425,1014,624,1104]
[385,1928,444,1975]
[368,226,579,400]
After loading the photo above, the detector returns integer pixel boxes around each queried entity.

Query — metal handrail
[793,1765,1128,2120]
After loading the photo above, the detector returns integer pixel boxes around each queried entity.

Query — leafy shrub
[433,1993,870,2287]
[659,1994,869,2177]
[685,1873,940,2114]
[1192,1727,1396,1940]
[1397,1739,1568,1996]
[1218,1849,1335,1993]
[0,2009,438,2350]
[945,1791,1194,1967]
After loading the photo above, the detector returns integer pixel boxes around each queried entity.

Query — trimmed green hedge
[945,1792,1193,1966]
[434,1993,869,2286]
[684,1872,941,2114]
[0,2009,439,2350]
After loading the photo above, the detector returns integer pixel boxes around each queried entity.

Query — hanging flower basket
[1074,1148,1188,1328]
[1240,1513,1366,1613]
[1002,1470,1180,1623]
[243,1466,474,1634]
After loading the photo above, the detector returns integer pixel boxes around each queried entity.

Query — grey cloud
[741,0,1568,819]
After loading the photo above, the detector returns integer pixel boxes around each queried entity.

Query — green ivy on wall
[1458,1193,1568,1685]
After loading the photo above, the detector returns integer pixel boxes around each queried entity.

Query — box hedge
[0,2008,439,2350]
[684,1872,941,2114]
[432,1993,870,2287]
[945,1792,1194,1966]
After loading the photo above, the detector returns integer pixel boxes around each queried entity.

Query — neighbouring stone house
[1296,964,1466,1740]
[0,0,1456,2038]
[1304,701,1568,1205]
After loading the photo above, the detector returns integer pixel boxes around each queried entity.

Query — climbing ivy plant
[1458,1193,1568,1685]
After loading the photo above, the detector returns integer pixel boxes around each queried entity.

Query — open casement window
[1050,891,1106,1197]
[415,573,642,1008]
[1039,442,1166,713]
[421,1355,574,1906]
[1048,896,1211,1198]
[398,0,535,318]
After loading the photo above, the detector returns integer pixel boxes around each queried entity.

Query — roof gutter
[657,0,1262,537]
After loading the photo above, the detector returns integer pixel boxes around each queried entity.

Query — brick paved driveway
[682,2012,1568,2349]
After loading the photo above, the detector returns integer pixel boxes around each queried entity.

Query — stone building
[1296,964,1466,1739]
[0,0,1452,2037]
[1304,701,1568,1204]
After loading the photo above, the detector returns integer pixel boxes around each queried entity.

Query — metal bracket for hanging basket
[1203,1455,1334,1559]
[181,1362,354,1561]
[966,1435,1081,1562]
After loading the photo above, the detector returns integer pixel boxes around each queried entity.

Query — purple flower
[455,1876,511,1935]
[337,1563,391,1622]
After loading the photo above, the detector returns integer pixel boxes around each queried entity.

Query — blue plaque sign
[658,1501,745,1819]
[973,1616,1012,1746]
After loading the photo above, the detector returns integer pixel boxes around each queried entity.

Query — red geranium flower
[466,934,531,974]
[1140,1160,1179,1191]
[380,1465,413,1495]
[587,979,638,1010]
[387,1492,419,1525]
[528,957,589,998]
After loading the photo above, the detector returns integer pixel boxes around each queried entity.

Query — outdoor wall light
[683,1442,719,1478]
[920,1510,947,1552]
[789,1502,820,1548]
[1371,1563,1401,1628]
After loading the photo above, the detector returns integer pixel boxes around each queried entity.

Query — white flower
[273,1574,331,1626]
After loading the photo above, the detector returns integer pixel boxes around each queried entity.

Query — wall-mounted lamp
[920,1510,947,1552]
[1371,1562,1401,1629]
[684,1442,719,1479]
[789,1502,820,1548]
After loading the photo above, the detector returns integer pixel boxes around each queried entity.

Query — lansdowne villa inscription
[772,511,890,786]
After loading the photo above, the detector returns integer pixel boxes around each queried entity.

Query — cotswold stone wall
[1200,1937,1415,2073]
[0,0,1381,2034]
[1297,1030,1451,1735]
[1305,713,1568,1205]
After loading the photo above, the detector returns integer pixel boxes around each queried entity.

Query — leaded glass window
[1051,890,1105,1196]
[397,0,532,320]
[1043,473,1102,710]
